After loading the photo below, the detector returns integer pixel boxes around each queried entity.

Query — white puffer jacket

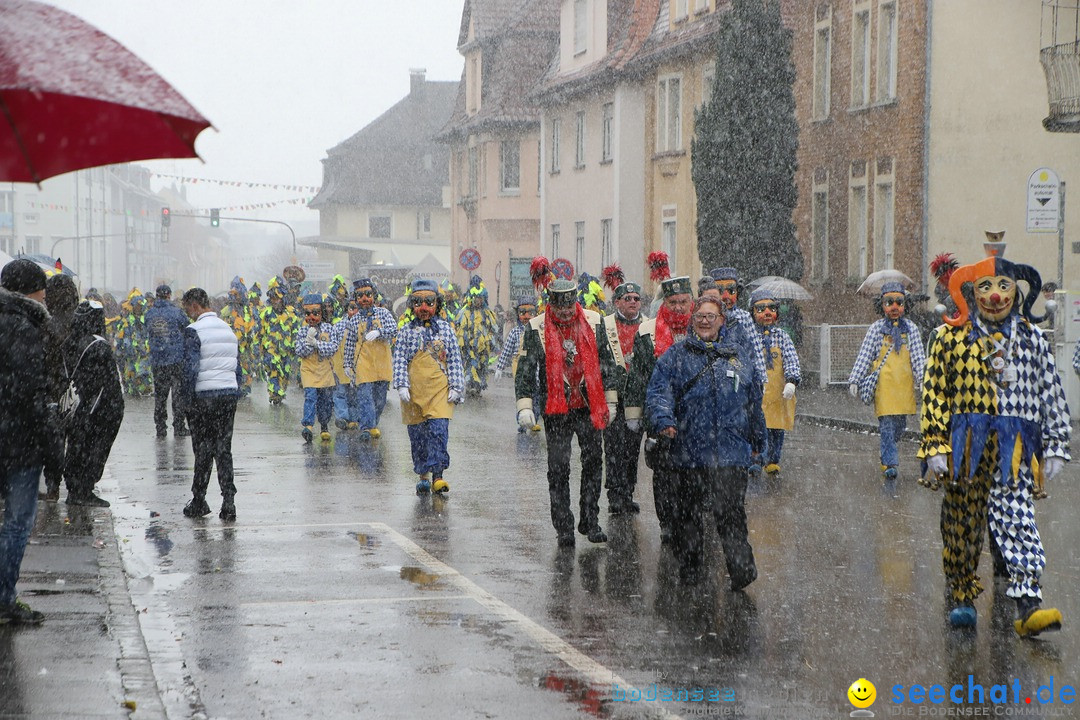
[191,312,239,393]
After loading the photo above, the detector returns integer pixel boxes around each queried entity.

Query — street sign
[1027,167,1061,233]
[300,261,335,282]
[552,257,575,280]
[459,248,481,271]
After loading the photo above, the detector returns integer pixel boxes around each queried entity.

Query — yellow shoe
[531,424,542,432]
[346,421,359,430]
[320,431,331,443]
[432,478,449,494]
[1014,607,1063,637]
[764,463,781,475]
[369,428,381,439]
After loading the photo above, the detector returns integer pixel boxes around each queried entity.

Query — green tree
[692,0,803,282]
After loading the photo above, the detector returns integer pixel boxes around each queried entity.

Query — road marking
[364,522,683,720]
[240,594,474,608]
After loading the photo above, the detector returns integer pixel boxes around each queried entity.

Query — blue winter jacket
[145,298,190,366]
[645,324,766,469]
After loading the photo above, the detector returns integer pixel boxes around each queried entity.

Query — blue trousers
[878,414,907,467]
[355,381,389,429]
[765,428,785,465]
[333,384,360,424]
[0,465,42,606]
[406,418,450,476]
[302,387,334,428]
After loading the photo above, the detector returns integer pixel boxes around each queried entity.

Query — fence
[802,324,872,388]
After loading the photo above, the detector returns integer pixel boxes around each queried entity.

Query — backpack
[58,335,106,427]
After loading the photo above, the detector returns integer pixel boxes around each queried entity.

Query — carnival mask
[355,287,375,309]
[881,293,906,320]
[974,275,1016,323]
[303,306,323,326]
[410,293,438,321]
[752,300,778,326]
[716,281,739,310]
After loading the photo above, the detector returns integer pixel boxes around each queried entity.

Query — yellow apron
[874,336,916,417]
[761,347,795,431]
[355,315,393,382]
[400,347,453,426]
[300,328,336,388]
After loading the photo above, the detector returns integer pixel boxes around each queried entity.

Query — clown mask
[354,286,375,309]
[517,305,537,324]
[716,281,739,310]
[410,292,438,322]
[302,305,323,327]
[881,292,906,320]
[974,275,1016,323]
[752,299,779,326]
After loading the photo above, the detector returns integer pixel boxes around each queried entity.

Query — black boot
[219,498,236,521]
[183,497,211,518]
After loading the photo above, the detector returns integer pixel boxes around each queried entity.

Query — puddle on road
[346,530,381,548]
[399,566,441,587]
[541,671,611,718]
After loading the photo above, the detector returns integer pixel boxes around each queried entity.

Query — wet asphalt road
[18,380,1080,718]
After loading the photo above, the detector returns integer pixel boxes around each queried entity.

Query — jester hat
[943,256,1045,327]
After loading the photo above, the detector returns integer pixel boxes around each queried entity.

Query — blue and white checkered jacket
[392,318,465,392]
[496,324,525,373]
[341,307,397,367]
[758,326,801,384]
[848,317,925,394]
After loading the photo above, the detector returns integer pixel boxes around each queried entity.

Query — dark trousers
[603,404,643,508]
[544,407,603,537]
[65,418,121,497]
[153,363,187,432]
[652,465,678,537]
[672,466,755,586]
[188,395,238,501]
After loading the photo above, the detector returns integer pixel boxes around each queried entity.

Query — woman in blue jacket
[645,296,766,588]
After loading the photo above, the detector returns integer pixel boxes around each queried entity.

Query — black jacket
[63,307,125,436]
[0,288,50,469]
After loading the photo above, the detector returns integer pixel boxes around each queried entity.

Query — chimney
[410,68,427,97]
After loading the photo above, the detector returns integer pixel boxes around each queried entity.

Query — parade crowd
[1,242,1079,637]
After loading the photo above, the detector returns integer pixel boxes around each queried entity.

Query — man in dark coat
[62,300,124,507]
[41,274,79,500]
[0,259,50,624]
[145,284,190,438]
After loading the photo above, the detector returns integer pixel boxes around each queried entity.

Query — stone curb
[796,413,921,441]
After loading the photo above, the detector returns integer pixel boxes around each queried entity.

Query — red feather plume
[530,256,554,290]
[647,251,670,282]
[601,264,625,290]
[929,252,958,287]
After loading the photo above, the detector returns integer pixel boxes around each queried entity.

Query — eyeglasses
[355,290,374,297]
[883,298,905,307]
[693,312,720,322]
[716,283,738,293]
[304,310,322,317]
[620,295,642,302]
[410,297,437,308]
[753,303,779,313]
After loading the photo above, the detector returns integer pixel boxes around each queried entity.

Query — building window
[418,211,432,238]
[369,215,392,239]
[500,140,520,193]
[848,179,868,277]
[877,0,897,101]
[468,56,480,114]
[701,62,716,108]
[574,0,588,55]
[551,118,561,173]
[675,0,688,20]
[467,146,478,197]
[601,218,613,267]
[695,0,710,12]
[657,75,682,152]
[662,205,678,270]
[812,7,832,120]
[811,171,829,280]
[851,4,870,108]
[575,221,586,271]
[24,235,41,255]
[575,111,586,168]
[551,223,561,258]
[601,103,614,162]
[874,168,895,270]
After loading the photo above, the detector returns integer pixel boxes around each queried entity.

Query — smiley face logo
[847,678,876,709]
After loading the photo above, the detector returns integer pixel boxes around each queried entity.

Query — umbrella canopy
[746,276,813,300]
[857,269,914,296]
[0,249,16,269]
[14,253,76,277]
[0,0,212,184]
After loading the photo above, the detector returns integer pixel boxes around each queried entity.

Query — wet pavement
[2,379,1079,719]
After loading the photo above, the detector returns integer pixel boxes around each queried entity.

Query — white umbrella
[0,250,15,269]
[747,276,813,300]
[856,269,914,297]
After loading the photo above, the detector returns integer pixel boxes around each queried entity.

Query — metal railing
[801,324,872,388]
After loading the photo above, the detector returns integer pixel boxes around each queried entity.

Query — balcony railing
[1041,41,1080,131]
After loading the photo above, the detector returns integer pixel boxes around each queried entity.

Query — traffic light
[210,208,220,227]
[161,207,171,227]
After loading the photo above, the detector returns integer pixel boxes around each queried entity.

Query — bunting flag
[150,172,321,194]
[23,197,317,214]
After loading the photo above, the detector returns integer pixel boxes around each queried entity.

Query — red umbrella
[0,0,212,184]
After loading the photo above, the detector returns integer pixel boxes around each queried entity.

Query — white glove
[306,326,319,344]
[849,383,859,399]
[493,368,504,381]
[927,454,949,476]
[625,418,641,433]
[782,382,796,400]
[344,365,355,382]
[517,409,535,429]
[449,388,463,404]
[607,402,618,421]
[398,387,411,404]
[1044,457,1065,483]
[364,329,380,342]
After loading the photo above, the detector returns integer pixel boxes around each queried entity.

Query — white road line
[364,521,683,720]
[240,594,474,608]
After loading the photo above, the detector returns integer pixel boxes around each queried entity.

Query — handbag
[857,342,893,405]
[58,336,105,427]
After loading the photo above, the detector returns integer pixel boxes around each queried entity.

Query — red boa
[544,305,609,429]
[654,305,691,357]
